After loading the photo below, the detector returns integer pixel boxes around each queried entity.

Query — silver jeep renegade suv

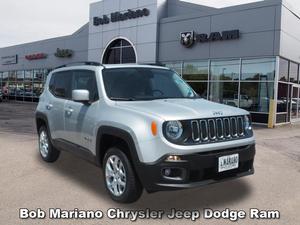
[35,62,255,203]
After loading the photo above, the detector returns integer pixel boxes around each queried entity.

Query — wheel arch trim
[35,112,53,142]
[95,126,141,166]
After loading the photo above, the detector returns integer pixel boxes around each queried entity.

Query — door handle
[46,104,53,110]
[65,108,74,116]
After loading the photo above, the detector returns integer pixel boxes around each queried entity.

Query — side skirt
[52,139,99,166]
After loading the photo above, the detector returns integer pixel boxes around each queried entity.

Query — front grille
[189,116,246,144]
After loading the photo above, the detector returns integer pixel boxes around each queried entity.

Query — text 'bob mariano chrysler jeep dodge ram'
[35,62,255,203]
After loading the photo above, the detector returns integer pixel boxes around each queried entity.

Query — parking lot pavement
[0,102,299,225]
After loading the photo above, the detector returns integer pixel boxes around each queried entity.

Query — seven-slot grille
[190,116,245,144]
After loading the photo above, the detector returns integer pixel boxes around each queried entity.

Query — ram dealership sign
[93,8,150,26]
[180,30,240,48]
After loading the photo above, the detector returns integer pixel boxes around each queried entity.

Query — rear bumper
[137,144,255,192]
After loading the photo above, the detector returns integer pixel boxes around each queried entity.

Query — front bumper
[137,144,255,192]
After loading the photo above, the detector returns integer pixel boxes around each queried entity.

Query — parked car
[225,94,253,109]
[35,62,255,203]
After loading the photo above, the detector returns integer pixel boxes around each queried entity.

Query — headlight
[244,115,252,131]
[165,121,183,140]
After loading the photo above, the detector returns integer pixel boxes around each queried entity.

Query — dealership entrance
[291,84,300,122]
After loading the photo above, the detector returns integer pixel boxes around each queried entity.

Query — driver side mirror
[72,89,90,103]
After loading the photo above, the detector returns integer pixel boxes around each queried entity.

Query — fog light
[166,155,182,162]
[163,168,172,176]
[162,168,185,180]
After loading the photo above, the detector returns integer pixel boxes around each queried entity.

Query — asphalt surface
[0,102,299,225]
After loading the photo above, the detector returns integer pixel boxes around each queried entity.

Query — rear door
[63,70,99,150]
[47,71,72,140]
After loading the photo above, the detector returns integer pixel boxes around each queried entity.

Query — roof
[102,64,169,69]
[53,63,169,73]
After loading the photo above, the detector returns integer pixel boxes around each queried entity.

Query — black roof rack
[144,63,165,67]
[55,61,104,69]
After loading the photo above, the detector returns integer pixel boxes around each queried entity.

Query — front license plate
[218,154,239,172]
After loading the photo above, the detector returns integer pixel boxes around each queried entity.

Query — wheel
[38,126,60,162]
[103,147,143,203]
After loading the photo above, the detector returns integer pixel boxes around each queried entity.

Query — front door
[47,70,72,139]
[64,69,99,150]
[291,84,300,122]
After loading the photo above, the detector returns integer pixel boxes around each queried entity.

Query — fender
[96,126,140,165]
[35,112,53,142]
[95,126,147,183]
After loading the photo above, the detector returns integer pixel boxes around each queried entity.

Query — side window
[49,71,72,99]
[72,70,99,102]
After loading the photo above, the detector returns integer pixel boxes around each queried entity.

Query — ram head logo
[180,31,195,48]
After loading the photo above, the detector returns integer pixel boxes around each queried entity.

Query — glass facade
[165,57,276,124]
[0,56,299,124]
[0,69,50,102]
[210,60,240,81]
[276,58,300,123]
[181,61,208,98]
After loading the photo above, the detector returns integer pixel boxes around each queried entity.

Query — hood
[115,98,248,121]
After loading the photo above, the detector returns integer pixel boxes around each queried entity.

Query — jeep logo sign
[180,30,240,48]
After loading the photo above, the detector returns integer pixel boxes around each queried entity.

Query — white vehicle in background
[225,94,253,109]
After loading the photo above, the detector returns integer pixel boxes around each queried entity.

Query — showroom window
[16,71,24,101]
[183,61,208,81]
[2,72,8,87]
[182,61,208,98]
[241,58,275,81]
[210,60,240,81]
[278,58,289,82]
[209,59,240,106]
[165,62,182,75]
[0,69,50,102]
[240,82,274,113]
[210,82,239,106]
[102,39,136,64]
[8,71,17,100]
[240,58,275,122]
[289,61,299,83]
[163,57,277,124]
[24,70,33,101]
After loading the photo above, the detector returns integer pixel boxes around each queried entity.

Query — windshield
[102,68,198,101]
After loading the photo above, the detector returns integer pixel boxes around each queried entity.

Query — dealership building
[0,0,300,126]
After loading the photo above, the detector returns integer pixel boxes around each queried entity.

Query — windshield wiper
[109,97,136,101]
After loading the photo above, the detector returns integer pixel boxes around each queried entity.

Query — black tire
[103,147,143,203]
[38,126,60,163]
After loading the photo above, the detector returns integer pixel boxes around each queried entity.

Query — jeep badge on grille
[213,111,224,116]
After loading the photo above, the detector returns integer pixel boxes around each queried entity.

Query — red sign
[25,53,47,60]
